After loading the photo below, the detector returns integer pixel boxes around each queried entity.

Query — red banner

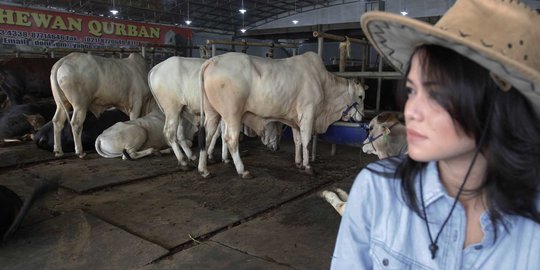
[0,4,192,49]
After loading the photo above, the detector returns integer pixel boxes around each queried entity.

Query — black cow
[0,99,56,139]
[0,58,58,105]
[1,179,58,242]
[34,109,129,153]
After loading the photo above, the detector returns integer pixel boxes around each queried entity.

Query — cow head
[260,122,283,152]
[362,112,403,158]
[342,79,367,122]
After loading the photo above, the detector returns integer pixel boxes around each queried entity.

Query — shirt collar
[420,161,517,232]
[419,161,447,207]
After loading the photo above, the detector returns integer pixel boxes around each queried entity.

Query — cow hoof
[295,163,303,169]
[54,152,64,158]
[78,153,87,159]
[305,167,315,175]
[223,159,231,164]
[241,171,253,179]
[200,171,212,178]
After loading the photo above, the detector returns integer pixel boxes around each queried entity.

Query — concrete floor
[0,137,377,270]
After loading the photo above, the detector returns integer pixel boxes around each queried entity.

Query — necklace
[419,147,482,259]
[419,102,493,260]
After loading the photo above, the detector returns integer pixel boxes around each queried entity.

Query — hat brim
[361,12,540,117]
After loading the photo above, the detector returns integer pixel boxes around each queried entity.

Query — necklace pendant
[429,243,439,259]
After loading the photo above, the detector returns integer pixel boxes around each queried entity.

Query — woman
[331,0,540,269]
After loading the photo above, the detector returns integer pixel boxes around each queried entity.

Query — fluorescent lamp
[185,20,192,25]
[239,8,246,14]
[400,11,408,16]
[292,19,299,24]
[110,9,119,15]
[240,28,246,33]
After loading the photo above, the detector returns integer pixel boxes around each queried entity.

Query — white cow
[198,52,366,178]
[149,56,283,169]
[322,111,407,216]
[50,52,153,158]
[362,111,407,159]
[94,101,198,161]
[148,57,205,168]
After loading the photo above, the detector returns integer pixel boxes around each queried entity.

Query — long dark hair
[393,45,540,226]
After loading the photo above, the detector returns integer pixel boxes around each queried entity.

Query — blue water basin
[282,121,369,147]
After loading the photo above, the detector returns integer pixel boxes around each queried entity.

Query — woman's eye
[405,86,416,96]
[427,90,445,102]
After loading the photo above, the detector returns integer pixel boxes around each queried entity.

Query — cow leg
[157,148,173,155]
[321,190,347,216]
[223,118,251,179]
[175,111,196,163]
[291,127,302,168]
[207,122,222,162]
[219,121,231,164]
[299,118,315,175]
[70,108,87,158]
[129,99,142,120]
[120,126,149,160]
[122,148,155,160]
[52,106,67,157]
[198,110,221,178]
[163,109,189,168]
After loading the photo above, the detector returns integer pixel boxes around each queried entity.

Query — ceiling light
[110,0,118,15]
[185,0,191,25]
[240,28,246,33]
[400,11,408,16]
[291,1,299,25]
[239,0,246,14]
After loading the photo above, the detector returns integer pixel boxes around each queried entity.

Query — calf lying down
[95,108,282,164]
[322,111,407,216]
[95,108,197,161]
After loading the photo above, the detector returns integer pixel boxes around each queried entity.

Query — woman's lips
[407,129,427,142]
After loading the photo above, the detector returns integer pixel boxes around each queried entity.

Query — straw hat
[360,0,540,117]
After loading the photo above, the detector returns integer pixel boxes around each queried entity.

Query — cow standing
[198,52,366,178]
[148,57,205,168]
[149,56,283,169]
[50,53,153,158]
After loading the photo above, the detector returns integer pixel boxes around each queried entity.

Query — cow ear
[352,78,365,88]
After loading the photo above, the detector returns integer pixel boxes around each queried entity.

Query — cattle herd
[0,51,409,221]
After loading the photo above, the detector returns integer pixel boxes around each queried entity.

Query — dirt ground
[0,136,378,270]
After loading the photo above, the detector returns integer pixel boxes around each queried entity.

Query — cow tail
[50,61,72,124]
[3,179,58,241]
[198,60,212,150]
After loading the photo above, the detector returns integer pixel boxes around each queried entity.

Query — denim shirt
[331,159,540,270]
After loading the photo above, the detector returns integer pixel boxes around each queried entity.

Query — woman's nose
[404,98,422,123]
